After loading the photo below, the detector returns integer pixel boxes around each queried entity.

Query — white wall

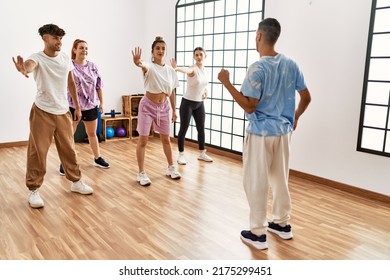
[1,0,389,196]
[0,0,145,143]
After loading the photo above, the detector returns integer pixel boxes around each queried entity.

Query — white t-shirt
[28,51,73,114]
[144,62,179,96]
[184,65,208,102]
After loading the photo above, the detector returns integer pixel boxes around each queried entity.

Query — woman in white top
[171,47,213,165]
[132,36,181,186]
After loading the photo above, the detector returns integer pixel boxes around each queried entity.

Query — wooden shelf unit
[102,116,131,141]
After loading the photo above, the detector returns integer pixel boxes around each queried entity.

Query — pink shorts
[137,96,171,136]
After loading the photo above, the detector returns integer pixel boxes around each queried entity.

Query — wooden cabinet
[122,94,153,139]
[101,116,131,141]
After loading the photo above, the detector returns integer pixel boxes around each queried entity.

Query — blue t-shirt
[240,53,306,136]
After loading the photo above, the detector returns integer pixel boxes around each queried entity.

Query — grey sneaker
[137,171,152,186]
[28,189,44,208]
[198,150,213,162]
[166,165,181,179]
[71,180,93,194]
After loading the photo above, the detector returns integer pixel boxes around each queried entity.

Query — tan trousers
[243,133,292,236]
[26,104,81,190]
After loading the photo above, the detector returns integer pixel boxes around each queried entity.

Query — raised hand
[12,56,29,78]
[170,58,177,69]
[132,47,143,67]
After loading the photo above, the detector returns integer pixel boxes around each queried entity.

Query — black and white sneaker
[267,222,293,239]
[240,230,268,250]
[94,157,110,168]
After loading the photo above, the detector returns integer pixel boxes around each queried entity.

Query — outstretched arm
[170,58,195,76]
[218,68,258,114]
[132,47,148,74]
[294,88,311,130]
[12,56,36,78]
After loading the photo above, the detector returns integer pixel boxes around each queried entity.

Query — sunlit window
[358,0,390,157]
[175,0,264,153]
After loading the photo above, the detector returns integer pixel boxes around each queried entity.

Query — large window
[175,0,264,153]
[358,0,390,157]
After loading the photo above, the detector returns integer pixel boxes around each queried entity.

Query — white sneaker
[166,165,181,179]
[28,189,44,208]
[177,153,187,165]
[137,171,151,186]
[71,180,93,194]
[198,150,213,162]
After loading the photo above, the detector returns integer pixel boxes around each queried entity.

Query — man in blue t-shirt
[218,18,312,250]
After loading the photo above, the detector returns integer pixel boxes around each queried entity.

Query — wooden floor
[0,137,389,260]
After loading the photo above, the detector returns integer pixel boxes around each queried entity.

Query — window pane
[204,18,214,34]
[214,0,225,17]
[250,0,263,10]
[212,99,222,115]
[238,0,249,13]
[368,58,390,81]
[211,131,221,146]
[225,0,237,15]
[236,14,249,32]
[361,128,385,151]
[225,15,236,32]
[373,8,390,33]
[366,82,390,105]
[194,19,204,35]
[221,133,232,149]
[233,118,245,135]
[221,117,232,133]
[371,34,390,57]
[377,0,390,7]
[232,135,243,152]
[204,2,214,18]
[236,32,249,49]
[211,115,221,131]
[194,3,204,19]
[222,100,233,116]
[364,105,388,128]
[224,33,236,49]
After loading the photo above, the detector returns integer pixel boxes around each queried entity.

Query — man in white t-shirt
[13,24,94,209]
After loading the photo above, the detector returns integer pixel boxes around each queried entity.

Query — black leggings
[177,98,205,152]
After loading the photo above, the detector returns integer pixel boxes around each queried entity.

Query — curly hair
[38,24,66,37]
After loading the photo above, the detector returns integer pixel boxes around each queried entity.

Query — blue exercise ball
[106,126,115,139]
[115,127,126,137]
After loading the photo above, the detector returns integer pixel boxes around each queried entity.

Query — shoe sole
[267,228,293,240]
[177,161,187,165]
[166,174,181,180]
[198,158,213,162]
[59,172,65,176]
[137,180,151,186]
[71,188,93,195]
[93,163,110,169]
[240,236,268,250]
[29,202,44,208]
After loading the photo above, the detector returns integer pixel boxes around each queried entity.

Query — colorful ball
[115,127,126,137]
[106,126,115,139]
